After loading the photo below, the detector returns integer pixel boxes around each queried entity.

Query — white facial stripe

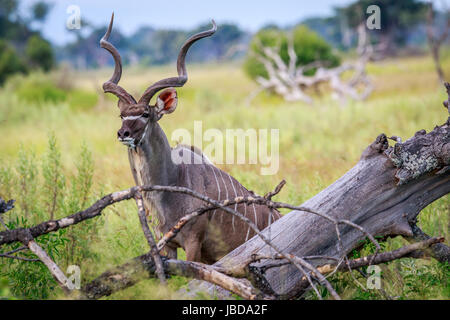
[122,115,141,120]
[138,122,149,146]
[122,115,148,124]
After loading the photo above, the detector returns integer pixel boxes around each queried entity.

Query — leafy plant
[0,134,100,299]
[25,35,54,72]
[243,25,340,81]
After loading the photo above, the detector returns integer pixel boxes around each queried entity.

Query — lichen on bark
[386,119,450,185]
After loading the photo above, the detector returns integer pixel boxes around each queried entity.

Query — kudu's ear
[156,88,178,116]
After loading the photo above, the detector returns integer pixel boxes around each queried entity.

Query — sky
[22,0,356,45]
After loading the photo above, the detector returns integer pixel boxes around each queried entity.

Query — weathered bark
[186,112,450,298]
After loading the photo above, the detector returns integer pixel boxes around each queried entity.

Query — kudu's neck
[128,122,178,187]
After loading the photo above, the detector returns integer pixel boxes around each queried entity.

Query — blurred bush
[67,89,98,112]
[25,35,54,72]
[0,0,55,85]
[2,72,98,111]
[13,75,67,105]
[0,39,28,85]
[243,25,340,80]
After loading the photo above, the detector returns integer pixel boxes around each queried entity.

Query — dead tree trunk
[186,101,450,299]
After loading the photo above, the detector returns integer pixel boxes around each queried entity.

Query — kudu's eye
[142,113,149,118]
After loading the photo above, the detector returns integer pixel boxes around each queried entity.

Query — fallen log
[186,89,450,299]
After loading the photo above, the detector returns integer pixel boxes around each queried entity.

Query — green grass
[0,54,449,299]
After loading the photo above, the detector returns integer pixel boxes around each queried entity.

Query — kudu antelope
[100,14,281,263]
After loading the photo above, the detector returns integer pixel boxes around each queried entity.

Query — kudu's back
[168,146,282,263]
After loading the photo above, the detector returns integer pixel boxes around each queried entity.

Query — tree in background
[25,35,53,72]
[0,39,27,84]
[0,0,18,19]
[244,25,340,82]
[30,1,51,22]
[301,16,345,50]
[59,23,128,69]
[243,24,376,103]
[188,22,248,62]
[129,21,247,65]
[60,20,248,68]
[0,0,54,84]
[338,0,428,55]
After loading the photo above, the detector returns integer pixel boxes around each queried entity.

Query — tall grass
[0,135,103,299]
[0,54,448,299]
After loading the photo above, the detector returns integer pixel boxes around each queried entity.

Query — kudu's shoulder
[172,144,258,196]
[172,144,214,165]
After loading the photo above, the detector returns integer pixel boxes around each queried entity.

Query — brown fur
[100,16,279,263]
[128,137,282,264]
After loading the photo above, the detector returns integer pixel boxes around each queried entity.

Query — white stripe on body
[217,169,229,224]
[226,173,238,233]
[239,185,251,242]
[209,165,221,222]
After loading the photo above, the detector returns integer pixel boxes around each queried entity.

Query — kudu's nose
[117,128,130,139]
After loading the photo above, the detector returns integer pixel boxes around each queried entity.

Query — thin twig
[26,240,71,294]
[135,193,166,284]
[0,245,40,261]
[0,253,41,262]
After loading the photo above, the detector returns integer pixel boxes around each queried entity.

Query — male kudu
[100,13,281,263]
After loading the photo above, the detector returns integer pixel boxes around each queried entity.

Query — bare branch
[0,245,40,261]
[0,187,140,246]
[0,253,40,262]
[26,240,71,294]
[304,237,444,279]
[135,193,166,284]
[406,225,450,264]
